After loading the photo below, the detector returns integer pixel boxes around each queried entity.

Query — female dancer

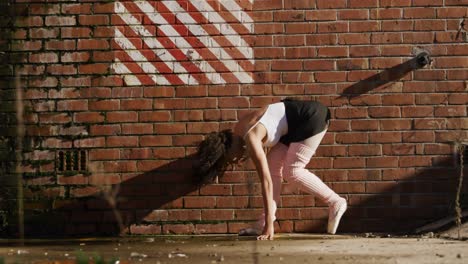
[194,99,347,240]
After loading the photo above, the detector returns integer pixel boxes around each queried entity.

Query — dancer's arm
[244,127,275,240]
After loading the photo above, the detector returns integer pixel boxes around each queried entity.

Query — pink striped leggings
[255,128,342,229]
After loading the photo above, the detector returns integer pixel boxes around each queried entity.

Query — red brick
[121,99,152,110]
[154,123,186,134]
[424,144,452,155]
[366,157,399,168]
[350,21,379,32]
[61,52,90,63]
[174,110,203,121]
[365,181,398,193]
[253,0,283,10]
[201,210,234,220]
[90,125,121,136]
[140,135,172,147]
[369,132,402,143]
[306,34,337,45]
[381,94,414,105]
[414,118,447,130]
[254,23,284,34]
[278,0,313,9]
[62,4,92,14]
[122,124,153,135]
[29,52,58,63]
[303,62,334,73]
[131,224,162,235]
[436,131,468,142]
[176,86,207,97]
[371,33,403,44]
[415,94,448,105]
[78,39,109,50]
[333,157,366,168]
[399,156,432,167]
[370,8,402,19]
[349,0,378,7]
[173,135,204,146]
[75,137,106,148]
[285,47,315,59]
[338,33,371,45]
[316,0,347,9]
[186,98,217,109]
[45,16,76,26]
[143,87,175,98]
[413,0,443,5]
[195,223,228,234]
[414,20,446,31]
[187,122,219,133]
[414,70,445,80]
[434,106,466,117]
[306,10,337,20]
[79,64,110,74]
[61,27,92,38]
[382,144,416,155]
[380,119,412,130]
[107,111,138,123]
[402,131,435,142]
[57,100,88,111]
[208,85,240,96]
[338,9,369,20]
[435,57,468,68]
[30,4,60,15]
[47,65,77,75]
[437,7,468,18]
[404,8,436,18]
[219,97,250,108]
[281,73,314,84]
[274,10,306,22]
[317,22,349,33]
[351,120,379,130]
[348,170,381,181]
[403,32,434,44]
[163,224,194,234]
[285,21,317,33]
[89,100,119,111]
[401,106,434,117]
[79,15,109,25]
[336,132,368,144]
[350,46,380,57]
[315,71,347,82]
[60,77,91,88]
[30,28,58,39]
[335,108,368,119]
[349,145,382,156]
[448,93,468,104]
[381,20,413,31]
[447,69,468,80]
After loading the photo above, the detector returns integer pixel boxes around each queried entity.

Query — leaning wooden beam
[415,210,468,234]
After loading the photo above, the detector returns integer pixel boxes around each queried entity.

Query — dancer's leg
[239,143,288,235]
[282,129,347,234]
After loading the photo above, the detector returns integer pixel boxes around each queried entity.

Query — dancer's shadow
[22,154,201,237]
[339,52,431,99]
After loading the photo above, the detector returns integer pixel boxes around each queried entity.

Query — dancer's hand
[257,224,274,240]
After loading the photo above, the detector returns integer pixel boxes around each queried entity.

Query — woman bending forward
[194,99,347,240]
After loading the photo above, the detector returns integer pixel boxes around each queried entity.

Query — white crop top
[244,102,288,147]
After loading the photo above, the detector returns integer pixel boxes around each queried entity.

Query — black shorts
[279,99,331,146]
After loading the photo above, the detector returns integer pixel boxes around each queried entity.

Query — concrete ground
[1,233,467,264]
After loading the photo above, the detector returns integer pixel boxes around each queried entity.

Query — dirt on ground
[1,230,467,264]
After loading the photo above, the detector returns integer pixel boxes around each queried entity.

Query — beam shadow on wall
[339,52,431,99]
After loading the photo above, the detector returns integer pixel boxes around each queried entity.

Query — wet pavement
[0,234,467,264]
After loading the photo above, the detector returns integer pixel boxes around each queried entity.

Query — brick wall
[1,0,467,236]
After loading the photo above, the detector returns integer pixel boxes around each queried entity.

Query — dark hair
[194,129,233,184]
